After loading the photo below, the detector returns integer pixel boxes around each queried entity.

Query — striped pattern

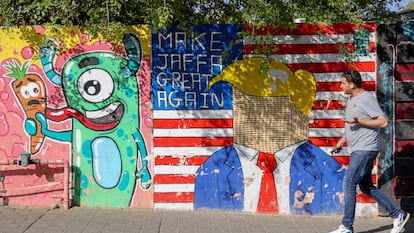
[153,110,233,209]
[153,22,377,210]
[243,22,378,204]
[243,22,377,158]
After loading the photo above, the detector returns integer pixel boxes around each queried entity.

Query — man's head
[340,69,362,95]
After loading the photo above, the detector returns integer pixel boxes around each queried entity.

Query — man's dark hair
[342,69,362,88]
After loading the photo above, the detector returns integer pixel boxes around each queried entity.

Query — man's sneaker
[329,224,353,233]
[391,210,410,233]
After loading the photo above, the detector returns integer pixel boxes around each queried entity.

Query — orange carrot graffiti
[5,60,47,154]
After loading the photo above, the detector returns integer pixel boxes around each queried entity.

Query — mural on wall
[150,22,379,216]
[0,26,153,208]
[38,33,150,207]
[1,22,404,216]
[192,23,379,215]
[0,27,71,206]
[151,24,242,209]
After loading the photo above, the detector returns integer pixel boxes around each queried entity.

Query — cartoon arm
[25,112,71,142]
[133,130,151,189]
[123,34,142,78]
[40,40,62,86]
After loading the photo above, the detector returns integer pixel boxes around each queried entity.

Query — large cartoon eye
[78,69,114,103]
[20,83,40,98]
[28,83,40,97]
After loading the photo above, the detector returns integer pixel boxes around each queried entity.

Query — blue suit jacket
[194,145,244,210]
[290,141,345,214]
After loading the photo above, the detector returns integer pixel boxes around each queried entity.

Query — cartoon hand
[30,112,71,142]
[25,113,47,135]
[137,168,151,190]
[24,118,37,136]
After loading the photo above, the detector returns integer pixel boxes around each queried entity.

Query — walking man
[329,69,410,233]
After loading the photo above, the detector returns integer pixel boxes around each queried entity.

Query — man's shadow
[358,218,413,233]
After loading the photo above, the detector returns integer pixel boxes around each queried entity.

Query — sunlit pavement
[0,206,412,233]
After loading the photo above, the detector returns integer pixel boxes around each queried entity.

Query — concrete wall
[0,22,411,215]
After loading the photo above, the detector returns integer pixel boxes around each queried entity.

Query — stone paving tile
[0,206,414,233]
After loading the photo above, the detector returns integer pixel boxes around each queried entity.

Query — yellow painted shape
[0,25,151,61]
[209,57,316,115]
[209,57,292,97]
[288,69,316,116]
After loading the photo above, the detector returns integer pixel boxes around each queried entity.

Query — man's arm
[346,115,388,129]
[331,133,346,154]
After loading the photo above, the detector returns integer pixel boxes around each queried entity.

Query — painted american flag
[152,22,377,210]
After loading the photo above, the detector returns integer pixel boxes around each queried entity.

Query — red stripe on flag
[332,155,350,165]
[287,61,375,73]
[316,81,376,91]
[153,119,233,128]
[309,119,345,128]
[332,156,376,166]
[244,43,376,55]
[154,174,196,184]
[357,194,376,203]
[308,137,342,147]
[243,22,376,35]
[154,192,194,202]
[313,100,345,110]
[155,156,209,165]
[154,137,234,147]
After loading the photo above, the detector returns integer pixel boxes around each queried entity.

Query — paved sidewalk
[0,205,412,233]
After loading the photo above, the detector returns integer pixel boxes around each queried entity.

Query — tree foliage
[0,0,402,43]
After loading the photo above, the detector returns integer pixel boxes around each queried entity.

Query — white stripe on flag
[154,128,233,137]
[153,146,223,156]
[154,184,195,192]
[153,110,233,119]
[154,165,200,175]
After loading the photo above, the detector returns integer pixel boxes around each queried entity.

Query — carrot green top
[4,60,30,80]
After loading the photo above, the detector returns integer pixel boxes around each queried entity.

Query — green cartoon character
[34,34,151,207]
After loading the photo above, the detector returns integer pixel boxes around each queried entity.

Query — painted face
[47,52,136,131]
[12,75,46,112]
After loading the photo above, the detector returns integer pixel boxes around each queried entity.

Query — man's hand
[345,117,358,124]
[330,146,342,154]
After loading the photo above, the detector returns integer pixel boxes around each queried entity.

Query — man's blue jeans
[342,150,400,230]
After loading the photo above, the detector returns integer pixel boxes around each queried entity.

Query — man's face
[340,77,353,95]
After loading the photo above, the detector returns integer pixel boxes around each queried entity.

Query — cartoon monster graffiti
[32,33,151,207]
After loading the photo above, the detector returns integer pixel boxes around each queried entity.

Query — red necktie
[256,151,278,213]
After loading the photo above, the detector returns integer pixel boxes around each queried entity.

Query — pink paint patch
[12,143,25,158]
[0,112,9,136]
[33,25,46,35]
[0,77,5,91]
[1,92,9,101]
[79,33,90,44]
[21,46,34,59]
